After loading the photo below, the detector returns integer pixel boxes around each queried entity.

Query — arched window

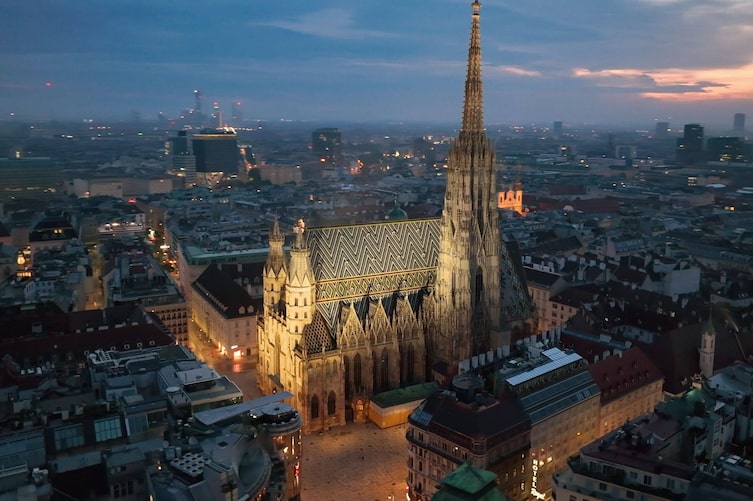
[380,348,389,391]
[354,354,362,391]
[327,391,336,416]
[372,350,379,392]
[311,394,319,420]
[475,267,484,305]
[344,356,351,401]
[407,344,415,384]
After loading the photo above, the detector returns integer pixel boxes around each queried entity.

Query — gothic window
[327,391,336,415]
[407,344,415,384]
[372,350,379,392]
[381,348,389,391]
[344,356,351,400]
[475,267,484,305]
[354,354,362,391]
[311,395,319,420]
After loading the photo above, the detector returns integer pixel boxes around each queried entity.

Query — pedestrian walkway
[301,421,409,501]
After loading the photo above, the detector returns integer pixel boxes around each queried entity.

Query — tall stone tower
[433,0,503,367]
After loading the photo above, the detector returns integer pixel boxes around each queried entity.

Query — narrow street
[187,319,261,401]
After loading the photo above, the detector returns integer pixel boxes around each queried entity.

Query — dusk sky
[2,0,753,128]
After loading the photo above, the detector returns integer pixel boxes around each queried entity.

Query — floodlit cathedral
[257,1,533,433]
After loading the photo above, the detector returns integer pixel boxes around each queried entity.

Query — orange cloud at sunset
[573,61,753,102]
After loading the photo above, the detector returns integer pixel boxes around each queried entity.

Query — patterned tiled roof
[302,311,333,353]
[306,218,440,282]
[306,218,440,314]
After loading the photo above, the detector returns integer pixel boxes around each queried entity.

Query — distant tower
[231,101,242,125]
[733,113,745,136]
[655,121,669,138]
[552,121,563,139]
[167,130,196,186]
[193,89,203,126]
[699,310,716,378]
[193,89,202,114]
[676,124,704,164]
[212,101,222,128]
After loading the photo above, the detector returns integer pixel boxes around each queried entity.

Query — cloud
[487,65,542,78]
[255,8,396,40]
[572,63,753,101]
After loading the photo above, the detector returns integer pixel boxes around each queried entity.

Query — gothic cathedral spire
[433,0,504,370]
[462,1,484,133]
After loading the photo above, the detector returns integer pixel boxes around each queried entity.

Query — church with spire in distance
[257,1,534,434]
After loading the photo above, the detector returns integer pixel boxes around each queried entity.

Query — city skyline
[2,0,753,128]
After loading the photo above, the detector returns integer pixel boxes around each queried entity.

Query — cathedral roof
[306,218,440,282]
[302,311,333,353]
[306,218,440,328]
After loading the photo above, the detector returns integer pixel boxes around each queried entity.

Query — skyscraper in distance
[655,121,670,138]
[734,113,745,136]
[191,128,240,185]
[676,123,704,164]
[552,121,563,139]
[231,101,242,126]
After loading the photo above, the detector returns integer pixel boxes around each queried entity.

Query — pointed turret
[264,217,287,308]
[462,1,484,133]
[286,219,315,336]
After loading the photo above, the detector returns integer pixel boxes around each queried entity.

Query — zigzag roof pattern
[306,218,440,282]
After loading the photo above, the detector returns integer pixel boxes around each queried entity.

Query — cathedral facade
[257,1,532,434]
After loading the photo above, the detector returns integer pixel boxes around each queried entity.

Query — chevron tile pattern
[306,218,441,281]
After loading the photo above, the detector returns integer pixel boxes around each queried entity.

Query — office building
[191,128,240,185]
[707,136,748,163]
[552,121,563,139]
[676,124,705,164]
[733,113,745,135]
[231,101,242,125]
[655,121,670,138]
[311,127,342,164]
[172,152,197,186]
[0,156,61,194]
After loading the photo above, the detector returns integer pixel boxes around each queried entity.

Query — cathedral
[257,1,533,434]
